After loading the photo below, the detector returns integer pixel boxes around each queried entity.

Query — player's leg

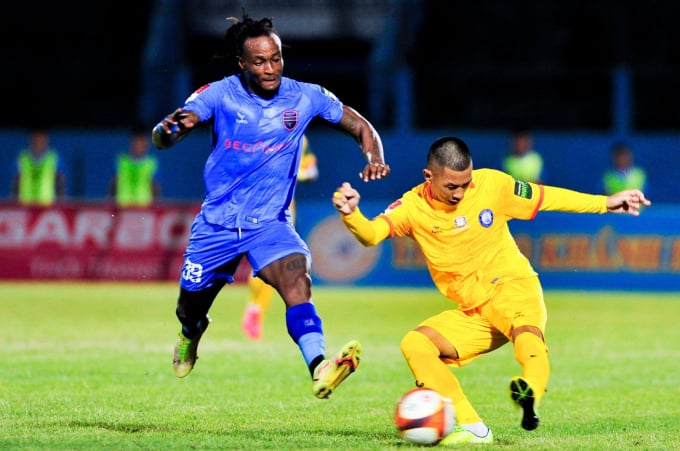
[400,309,506,444]
[242,274,276,340]
[509,325,547,431]
[249,222,360,399]
[484,277,548,430]
[256,252,324,371]
[172,215,244,377]
[173,282,225,377]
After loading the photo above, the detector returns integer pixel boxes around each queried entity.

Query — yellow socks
[400,330,481,425]
[513,331,550,405]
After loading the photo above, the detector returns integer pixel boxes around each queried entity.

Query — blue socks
[286,303,325,374]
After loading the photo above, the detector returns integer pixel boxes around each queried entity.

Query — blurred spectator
[502,128,545,183]
[11,127,65,206]
[602,142,647,195]
[109,125,161,207]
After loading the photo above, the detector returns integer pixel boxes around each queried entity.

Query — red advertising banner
[0,202,249,282]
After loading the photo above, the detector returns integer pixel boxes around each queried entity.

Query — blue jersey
[183,75,344,229]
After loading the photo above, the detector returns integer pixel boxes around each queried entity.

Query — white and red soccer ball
[394,387,455,445]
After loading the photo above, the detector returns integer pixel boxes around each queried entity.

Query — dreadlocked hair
[224,9,279,58]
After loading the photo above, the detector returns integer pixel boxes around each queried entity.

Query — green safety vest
[116,154,158,207]
[502,152,544,183]
[18,150,58,206]
[602,167,646,195]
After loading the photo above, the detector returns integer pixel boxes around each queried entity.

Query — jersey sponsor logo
[236,111,248,125]
[479,209,494,228]
[432,217,469,235]
[185,84,210,102]
[320,86,338,101]
[282,110,298,131]
[182,257,203,283]
[514,180,533,199]
[223,139,291,154]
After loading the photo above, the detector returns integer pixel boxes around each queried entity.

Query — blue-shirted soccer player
[152,12,390,399]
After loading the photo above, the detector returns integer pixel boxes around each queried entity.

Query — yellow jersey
[342,168,607,310]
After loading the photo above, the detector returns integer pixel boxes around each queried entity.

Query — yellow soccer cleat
[439,425,494,446]
[509,376,540,430]
[172,316,210,378]
[312,340,362,399]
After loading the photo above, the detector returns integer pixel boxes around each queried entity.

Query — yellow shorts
[419,276,546,367]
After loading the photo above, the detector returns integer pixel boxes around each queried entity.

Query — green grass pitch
[1,282,679,450]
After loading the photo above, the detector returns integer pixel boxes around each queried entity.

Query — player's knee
[400,330,439,360]
[277,271,311,305]
[176,286,219,322]
[266,254,311,304]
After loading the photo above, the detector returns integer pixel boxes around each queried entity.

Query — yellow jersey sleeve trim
[530,184,545,219]
[539,185,608,214]
[340,207,391,247]
[377,214,395,238]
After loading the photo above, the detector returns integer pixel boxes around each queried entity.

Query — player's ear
[423,168,432,182]
[237,56,245,70]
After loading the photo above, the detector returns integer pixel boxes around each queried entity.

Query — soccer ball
[394,387,455,445]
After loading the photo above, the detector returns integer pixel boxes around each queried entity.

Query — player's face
[130,135,149,158]
[29,131,49,155]
[424,164,473,206]
[239,34,284,97]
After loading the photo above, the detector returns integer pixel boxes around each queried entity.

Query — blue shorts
[179,212,311,291]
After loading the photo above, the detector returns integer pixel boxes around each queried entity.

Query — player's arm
[335,105,390,182]
[540,186,650,216]
[152,108,200,150]
[332,182,391,247]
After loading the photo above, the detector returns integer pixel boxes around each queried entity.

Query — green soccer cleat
[173,316,210,378]
[509,376,540,430]
[312,340,362,399]
[439,425,494,446]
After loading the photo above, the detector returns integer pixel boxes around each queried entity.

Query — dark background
[3,0,680,131]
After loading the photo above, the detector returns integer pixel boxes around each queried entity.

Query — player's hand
[606,189,651,215]
[333,182,360,214]
[359,160,390,182]
[153,109,200,149]
[156,108,199,134]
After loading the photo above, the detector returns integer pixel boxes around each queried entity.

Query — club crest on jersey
[282,110,298,131]
[479,209,494,228]
[454,216,467,228]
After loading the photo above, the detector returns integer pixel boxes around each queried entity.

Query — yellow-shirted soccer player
[242,135,319,340]
[332,136,650,445]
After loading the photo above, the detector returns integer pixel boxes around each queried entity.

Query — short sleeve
[182,83,218,122]
[380,197,412,238]
[307,84,344,124]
